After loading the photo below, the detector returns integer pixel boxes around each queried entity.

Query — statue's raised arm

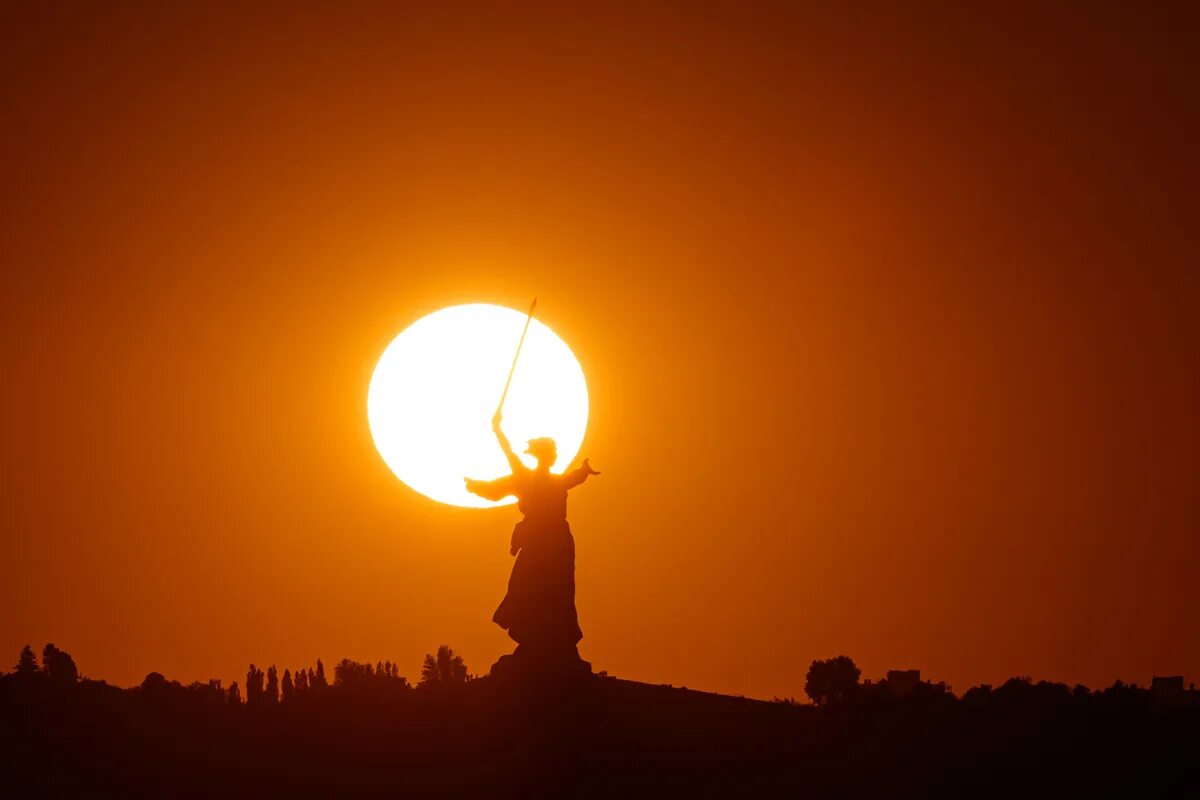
[463,409,524,500]
[492,409,524,473]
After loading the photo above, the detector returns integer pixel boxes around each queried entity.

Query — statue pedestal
[490,645,593,686]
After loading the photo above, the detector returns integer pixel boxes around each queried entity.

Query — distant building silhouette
[1151,676,1186,709]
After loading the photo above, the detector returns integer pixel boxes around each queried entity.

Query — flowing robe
[467,465,590,653]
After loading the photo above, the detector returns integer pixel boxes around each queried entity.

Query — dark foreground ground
[2,671,1197,797]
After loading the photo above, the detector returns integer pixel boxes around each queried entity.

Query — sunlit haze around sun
[367,304,589,507]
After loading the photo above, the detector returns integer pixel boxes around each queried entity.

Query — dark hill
[1,670,1196,797]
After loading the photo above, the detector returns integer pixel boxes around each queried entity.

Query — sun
[367,303,589,508]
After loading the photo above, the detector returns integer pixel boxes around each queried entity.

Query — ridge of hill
[3,666,1196,796]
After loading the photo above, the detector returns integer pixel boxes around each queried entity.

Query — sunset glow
[5,2,1197,714]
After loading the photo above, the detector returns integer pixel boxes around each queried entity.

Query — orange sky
[2,4,1197,699]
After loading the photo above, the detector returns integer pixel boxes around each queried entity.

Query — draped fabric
[494,517,582,647]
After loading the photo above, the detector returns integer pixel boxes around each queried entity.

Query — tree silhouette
[330,658,411,691]
[314,659,328,690]
[14,644,38,675]
[141,672,169,692]
[266,666,279,704]
[246,664,264,705]
[281,669,294,702]
[334,658,371,686]
[805,656,861,706]
[227,681,241,705]
[41,643,78,684]
[195,679,226,707]
[419,646,468,688]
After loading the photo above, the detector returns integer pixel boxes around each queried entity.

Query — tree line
[800,654,1193,710]
[4,644,1193,796]
[6,642,471,704]
[6,643,1191,712]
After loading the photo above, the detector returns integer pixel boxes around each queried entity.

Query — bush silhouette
[41,644,78,685]
[805,656,861,706]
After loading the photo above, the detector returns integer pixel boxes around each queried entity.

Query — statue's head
[524,437,557,468]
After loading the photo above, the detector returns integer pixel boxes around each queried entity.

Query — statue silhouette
[465,409,599,678]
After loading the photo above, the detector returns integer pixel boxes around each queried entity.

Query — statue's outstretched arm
[564,458,600,489]
[465,475,515,502]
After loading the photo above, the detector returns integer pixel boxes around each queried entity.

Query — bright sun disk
[367,303,589,508]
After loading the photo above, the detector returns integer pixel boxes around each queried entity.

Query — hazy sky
[2,3,1197,698]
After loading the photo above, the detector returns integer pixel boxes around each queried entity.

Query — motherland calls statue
[462,299,601,680]
[466,409,599,679]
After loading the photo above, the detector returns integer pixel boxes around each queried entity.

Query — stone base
[490,645,593,686]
